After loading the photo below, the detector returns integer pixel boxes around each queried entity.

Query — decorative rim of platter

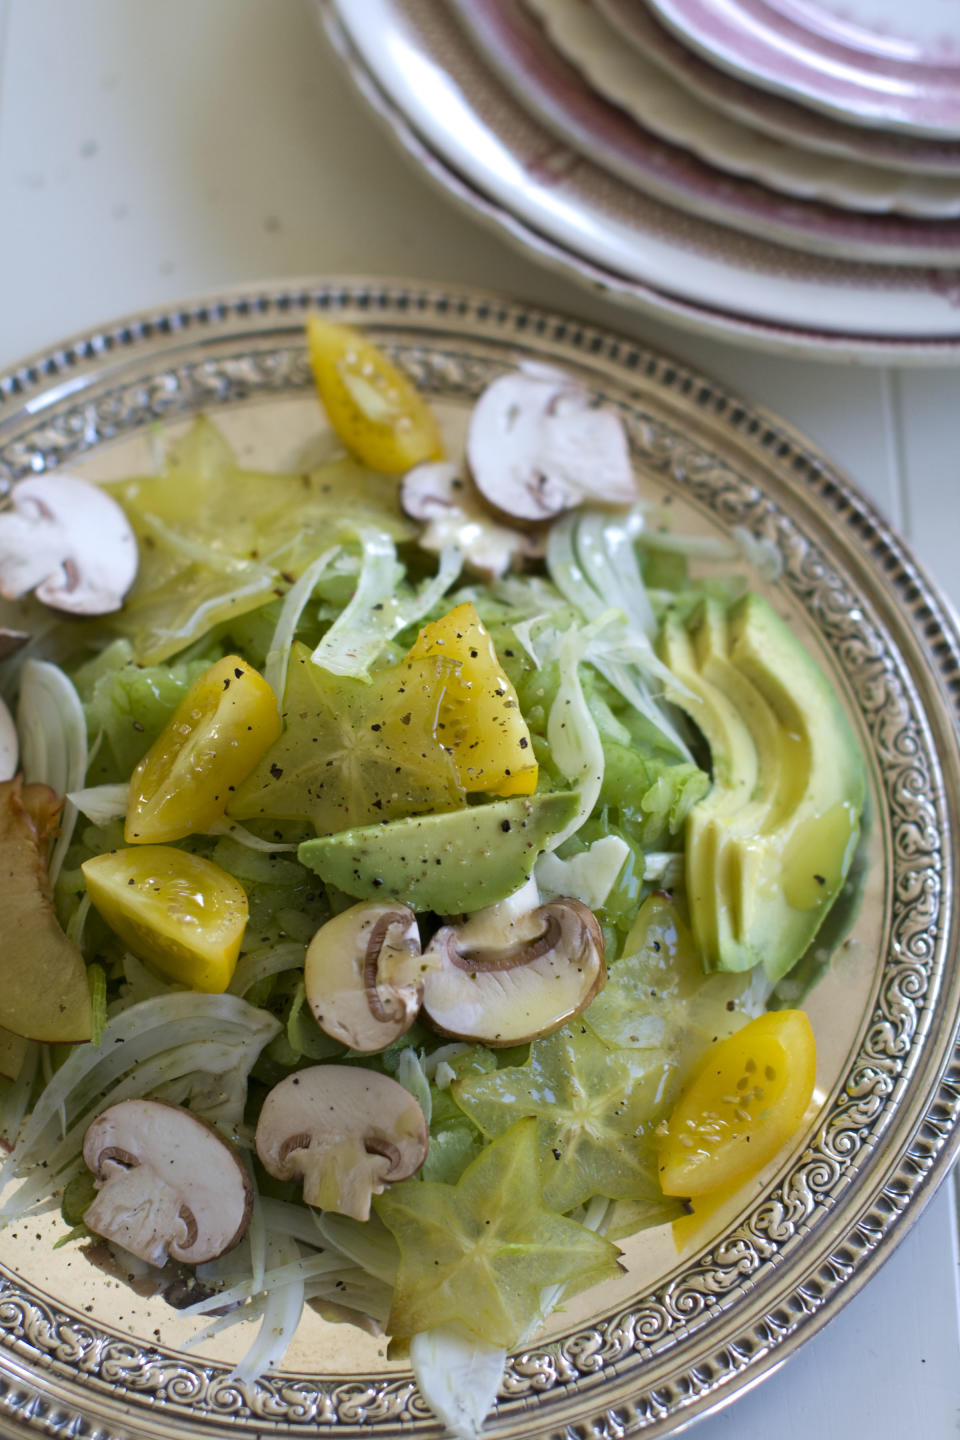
[0,277,958,1440]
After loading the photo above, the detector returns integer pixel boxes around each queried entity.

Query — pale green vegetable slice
[374,1118,621,1348]
[585,893,753,1083]
[452,1023,672,1213]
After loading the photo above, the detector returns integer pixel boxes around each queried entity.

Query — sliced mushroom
[82,1098,252,1267]
[0,474,137,616]
[466,362,636,522]
[421,878,606,1046]
[402,460,542,580]
[304,900,428,1052]
[0,697,16,782]
[255,1066,428,1222]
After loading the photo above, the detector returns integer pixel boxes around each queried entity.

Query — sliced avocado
[298,791,580,913]
[659,609,757,966]
[660,592,866,982]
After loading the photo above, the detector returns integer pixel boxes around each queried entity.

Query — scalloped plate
[317,0,960,363]
[642,0,960,136]
[0,278,958,1440]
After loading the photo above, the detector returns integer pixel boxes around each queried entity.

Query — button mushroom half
[401,459,543,580]
[82,1099,252,1267]
[466,362,637,522]
[421,878,607,1046]
[304,900,428,1052]
[0,474,137,616]
[255,1066,428,1221]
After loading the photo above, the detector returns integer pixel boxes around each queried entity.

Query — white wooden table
[0,1,958,1434]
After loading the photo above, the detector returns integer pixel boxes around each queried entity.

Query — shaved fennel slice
[544,621,608,852]
[0,994,279,1196]
[0,1043,39,1152]
[229,943,306,998]
[230,1233,303,1384]
[205,818,299,852]
[546,515,690,758]
[410,1325,506,1440]
[246,1166,267,1298]
[183,1248,352,1316]
[576,510,655,637]
[311,1211,399,1286]
[536,834,630,909]
[251,1200,392,1320]
[311,527,400,676]
[17,658,88,882]
[65,788,299,854]
[312,535,461,679]
[67,783,128,826]
[1,1035,267,1219]
[636,521,783,582]
[264,545,342,699]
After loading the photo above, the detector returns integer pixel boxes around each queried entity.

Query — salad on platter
[0,318,866,1438]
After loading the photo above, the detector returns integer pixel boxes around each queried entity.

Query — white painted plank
[893,369,960,608]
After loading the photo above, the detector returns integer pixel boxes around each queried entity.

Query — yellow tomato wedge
[658,1009,816,1198]
[407,601,538,797]
[307,316,444,473]
[82,846,248,993]
[125,655,281,844]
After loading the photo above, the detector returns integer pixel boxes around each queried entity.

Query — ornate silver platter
[0,278,958,1440]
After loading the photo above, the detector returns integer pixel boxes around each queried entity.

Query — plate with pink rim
[442,0,960,259]
[479,0,960,218]
[641,0,960,136]
[593,0,960,171]
[315,0,960,360]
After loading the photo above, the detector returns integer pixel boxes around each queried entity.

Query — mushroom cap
[421,894,606,1046]
[466,363,636,522]
[0,474,137,615]
[255,1065,428,1221]
[401,461,542,581]
[304,900,426,1053]
[82,1098,252,1267]
[0,697,16,783]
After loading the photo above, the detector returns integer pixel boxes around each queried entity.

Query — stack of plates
[317,0,960,359]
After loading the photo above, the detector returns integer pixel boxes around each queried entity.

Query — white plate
[318,0,960,360]
[643,0,960,136]
[594,0,960,172]
[512,0,960,216]
[443,0,960,258]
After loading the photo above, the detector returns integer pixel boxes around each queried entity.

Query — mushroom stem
[255,1066,430,1222]
[446,912,561,972]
